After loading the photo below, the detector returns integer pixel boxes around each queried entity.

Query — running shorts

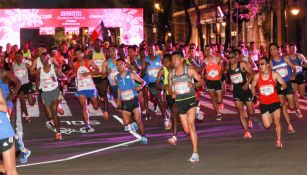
[110,85,118,99]
[233,88,253,102]
[18,82,32,95]
[122,98,139,113]
[277,81,294,96]
[0,137,14,153]
[175,96,197,114]
[259,102,281,114]
[41,88,61,106]
[291,74,305,85]
[206,80,222,91]
[148,82,160,96]
[76,89,97,98]
[166,94,175,110]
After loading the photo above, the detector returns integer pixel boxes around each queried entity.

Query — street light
[290,7,300,15]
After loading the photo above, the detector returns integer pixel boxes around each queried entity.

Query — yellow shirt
[92,49,106,77]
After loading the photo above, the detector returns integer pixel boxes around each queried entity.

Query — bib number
[230,73,243,84]
[121,89,134,101]
[276,68,288,78]
[174,82,190,95]
[15,69,26,78]
[208,70,218,78]
[260,85,274,96]
[148,68,159,78]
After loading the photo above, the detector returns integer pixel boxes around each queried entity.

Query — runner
[251,57,285,148]
[141,44,168,127]
[186,46,205,120]
[37,52,66,141]
[269,43,296,134]
[68,48,100,132]
[168,51,204,162]
[91,39,109,119]
[115,58,148,144]
[138,47,150,119]
[0,89,19,175]
[12,51,36,123]
[289,43,307,118]
[227,50,254,138]
[203,45,224,121]
[156,54,177,143]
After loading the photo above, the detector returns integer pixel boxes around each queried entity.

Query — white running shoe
[164,118,172,130]
[188,153,199,163]
[167,136,177,145]
[124,124,132,132]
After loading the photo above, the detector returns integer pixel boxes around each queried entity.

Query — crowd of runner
[0,39,306,174]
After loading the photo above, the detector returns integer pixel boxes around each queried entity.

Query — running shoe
[167,136,177,145]
[164,118,172,130]
[20,149,31,164]
[140,136,148,144]
[276,141,283,149]
[103,111,109,120]
[85,125,95,133]
[188,153,199,163]
[55,133,63,141]
[153,105,158,113]
[248,120,253,129]
[131,122,139,132]
[45,121,55,131]
[243,130,252,139]
[216,114,223,121]
[124,124,132,132]
[288,125,295,134]
[57,105,64,115]
[196,107,204,121]
[296,110,303,119]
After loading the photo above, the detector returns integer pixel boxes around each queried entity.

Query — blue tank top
[107,59,119,87]
[117,71,138,101]
[289,55,303,75]
[0,79,12,108]
[0,112,15,140]
[272,57,292,82]
[145,55,161,83]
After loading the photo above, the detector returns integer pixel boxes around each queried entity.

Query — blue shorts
[75,89,97,98]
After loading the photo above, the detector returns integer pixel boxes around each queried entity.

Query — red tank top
[206,61,221,81]
[74,60,92,72]
[257,72,279,104]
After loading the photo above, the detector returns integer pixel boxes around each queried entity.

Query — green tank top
[163,67,169,85]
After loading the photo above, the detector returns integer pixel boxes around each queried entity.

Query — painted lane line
[17,115,141,168]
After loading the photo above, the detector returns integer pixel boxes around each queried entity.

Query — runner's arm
[89,60,100,73]
[251,73,259,97]
[167,71,175,97]
[298,53,307,68]
[36,68,41,91]
[131,72,146,90]
[30,58,37,71]
[54,66,66,80]
[241,62,255,85]
[155,68,164,90]
[6,71,21,102]
[189,67,204,88]
[100,61,108,79]
[284,56,296,78]
[273,72,287,90]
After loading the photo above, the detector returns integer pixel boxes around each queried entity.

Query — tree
[192,0,205,53]
[184,0,192,44]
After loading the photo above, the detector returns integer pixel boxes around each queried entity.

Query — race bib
[208,70,218,78]
[94,60,104,66]
[276,68,288,78]
[260,85,274,96]
[15,69,26,78]
[296,66,303,73]
[174,82,190,95]
[148,68,159,78]
[121,89,134,101]
[42,77,56,89]
[230,73,243,84]
[79,77,93,88]
[109,70,118,86]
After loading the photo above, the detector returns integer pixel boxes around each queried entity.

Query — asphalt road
[12,92,307,175]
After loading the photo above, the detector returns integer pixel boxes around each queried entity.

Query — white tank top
[13,61,29,85]
[40,64,58,92]
[77,66,96,91]
[36,57,44,70]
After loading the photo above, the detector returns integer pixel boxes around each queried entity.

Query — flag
[91,20,105,42]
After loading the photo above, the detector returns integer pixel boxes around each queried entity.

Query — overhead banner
[0,8,143,47]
